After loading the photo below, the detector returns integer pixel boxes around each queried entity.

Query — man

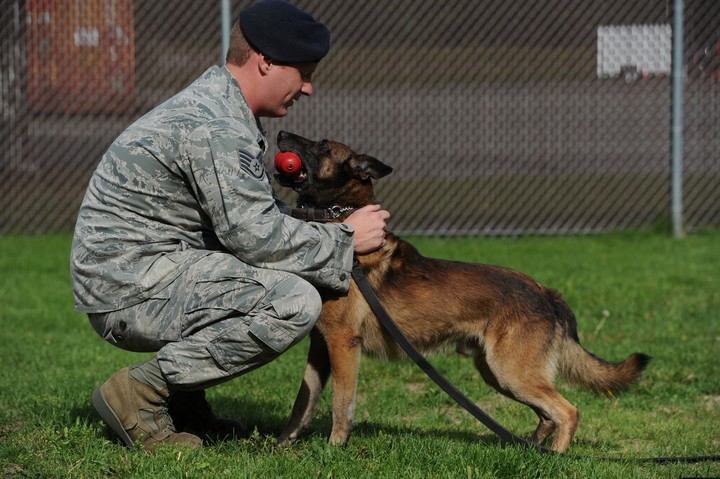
[71,0,389,450]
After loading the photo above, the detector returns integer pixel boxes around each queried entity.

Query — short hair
[225,21,254,66]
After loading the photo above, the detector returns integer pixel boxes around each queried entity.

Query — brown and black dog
[273,130,650,452]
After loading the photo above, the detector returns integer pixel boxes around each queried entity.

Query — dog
[273,130,650,453]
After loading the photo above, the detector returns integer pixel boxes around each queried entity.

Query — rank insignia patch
[238,150,266,179]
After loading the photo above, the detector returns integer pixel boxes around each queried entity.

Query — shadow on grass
[70,392,608,453]
[207,394,505,445]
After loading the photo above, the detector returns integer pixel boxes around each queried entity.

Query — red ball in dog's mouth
[275,151,302,175]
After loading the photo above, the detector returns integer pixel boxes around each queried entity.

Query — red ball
[274,151,302,175]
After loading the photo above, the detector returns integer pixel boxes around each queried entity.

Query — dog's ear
[347,154,393,180]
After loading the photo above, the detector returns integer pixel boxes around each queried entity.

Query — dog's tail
[560,344,651,395]
[547,289,651,395]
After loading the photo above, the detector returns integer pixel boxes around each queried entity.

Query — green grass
[1,231,719,478]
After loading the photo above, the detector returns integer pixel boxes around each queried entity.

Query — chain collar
[291,205,356,222]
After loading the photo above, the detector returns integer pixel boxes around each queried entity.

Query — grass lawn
[0,231,718,478]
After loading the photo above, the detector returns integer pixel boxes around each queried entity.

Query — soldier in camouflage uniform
[71,0,389,450]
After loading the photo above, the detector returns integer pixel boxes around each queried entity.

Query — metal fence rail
[1,0,718,236]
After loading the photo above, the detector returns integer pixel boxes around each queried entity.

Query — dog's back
[355,233,650,394]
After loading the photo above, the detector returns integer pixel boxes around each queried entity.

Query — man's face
[262,61,318,117]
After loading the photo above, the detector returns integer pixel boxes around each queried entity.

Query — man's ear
[347,154,393,180]
[258,53,273,75]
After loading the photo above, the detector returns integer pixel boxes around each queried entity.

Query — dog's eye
[316,140,331,156]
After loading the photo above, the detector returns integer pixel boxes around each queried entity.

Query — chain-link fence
[1,0,718,235]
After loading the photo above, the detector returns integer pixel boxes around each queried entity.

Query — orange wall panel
[26,0,135,113]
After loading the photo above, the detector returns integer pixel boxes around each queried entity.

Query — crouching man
[71,0,389,449]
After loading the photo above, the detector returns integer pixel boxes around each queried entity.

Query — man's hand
[344,204,390,254]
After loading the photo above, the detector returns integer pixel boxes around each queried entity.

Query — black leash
[350,264,544,452]
[351,263,720,464]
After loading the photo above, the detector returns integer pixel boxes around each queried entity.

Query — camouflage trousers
[88,252,322,389]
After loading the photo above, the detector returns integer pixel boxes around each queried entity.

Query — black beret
[239,0,330,64]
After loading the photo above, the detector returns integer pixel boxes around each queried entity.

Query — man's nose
[301,81,313,96]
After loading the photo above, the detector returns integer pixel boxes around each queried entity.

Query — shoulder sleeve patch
[238,149,267,179]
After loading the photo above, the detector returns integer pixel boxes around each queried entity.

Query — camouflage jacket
[71,66,354,313]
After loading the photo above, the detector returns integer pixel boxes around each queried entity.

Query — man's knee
[260,275,322,341]
[291,276,322,322]
[157,274,323,388]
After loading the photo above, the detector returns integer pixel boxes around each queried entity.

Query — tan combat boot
[91,368,202,450]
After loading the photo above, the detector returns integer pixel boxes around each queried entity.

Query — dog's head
[275,130,393,208]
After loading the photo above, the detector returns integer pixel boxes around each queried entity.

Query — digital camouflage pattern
[71,65,354,314]
[89,251,323,388]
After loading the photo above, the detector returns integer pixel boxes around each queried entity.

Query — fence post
[220,0,232,65]
[671,0,684,238]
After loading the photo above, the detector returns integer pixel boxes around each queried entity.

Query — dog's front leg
[326,331,363,445]
[277,328,331,446]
